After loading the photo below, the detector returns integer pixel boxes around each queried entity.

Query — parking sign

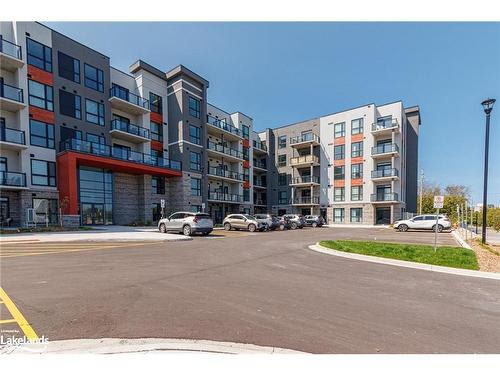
[160,199,165,208]
[433,195,444,209]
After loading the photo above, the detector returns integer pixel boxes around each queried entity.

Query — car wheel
[398,224,408,232]
[183,225,192,236]
[290,222,297,230]
[433,224,444,233]
[279,224,285,231]
[159,223,167,233]
[224,223,231,231]
[312,222,318,228]
[248,224,256,232]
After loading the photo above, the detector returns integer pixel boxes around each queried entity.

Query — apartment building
[0,21,419,227]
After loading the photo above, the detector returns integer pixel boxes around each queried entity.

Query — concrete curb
[451,230,472,249]
[308,243,500,280]
[1,338,305,354]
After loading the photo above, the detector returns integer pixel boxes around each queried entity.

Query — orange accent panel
[57,153,79,215]
[351,134,364,142]
[334,179,345,187]
[28,65,53,86]
[333,159,345,167]
[351,156,363,164]
[243,160,250,168]
[30,106,55,123]
[243,181,250,189]
[242,139,250,148]
[351,178,363,186]
[151,140,163,151]
[334,137,345,145]
[150,112,163,124]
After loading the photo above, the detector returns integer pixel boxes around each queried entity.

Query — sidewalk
[0,226,189,243]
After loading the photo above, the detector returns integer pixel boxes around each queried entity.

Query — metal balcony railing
[111,119,150,139]
[290,155,319,165]
[109,86,149,109]
[371,168,399,178]
[291,175,320,184]
[253,160,267,169]
[208,191,243,203]
[372,118,399,132]
[0,171,26,187]
[0,81,24,102]
[0,126,25,145]
[252,139,267,152]
[254,199,267,205]
[370,192,399,202]
[206,115,242,137]
[0,37,22,60]
[207,140,244,159]
[371,143,399,155]
[208,166,244,181]
[293,196,320,204]
[290,133,320,145]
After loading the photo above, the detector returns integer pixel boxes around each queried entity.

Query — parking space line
[0,287,39,341]
[0,319,17,324]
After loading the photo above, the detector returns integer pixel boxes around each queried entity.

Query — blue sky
[46,22,500,204]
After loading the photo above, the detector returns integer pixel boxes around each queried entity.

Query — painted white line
[308,243,500,280]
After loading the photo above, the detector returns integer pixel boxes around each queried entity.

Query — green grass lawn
[319,240,479,270]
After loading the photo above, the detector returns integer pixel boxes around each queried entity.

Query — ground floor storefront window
[33,198,59,225]
[79,167,113,225]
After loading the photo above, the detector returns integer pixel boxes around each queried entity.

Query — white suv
[158,212,213,236]
[393,215,451,233]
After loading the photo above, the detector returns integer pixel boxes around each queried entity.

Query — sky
[46,22,500,205]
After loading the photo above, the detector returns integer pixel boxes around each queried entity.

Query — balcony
[372,118,399,135]
[290,133,320,149]
[371,143,399,158]
[60,138,182,171]
[207,166,244,182]
[370,192,399,203]
[109,86,150,115]
[253,160,267,171]
[254,199,267,206]
[206,115,242,141]
[290,175,320,186]
[371,168,399,181]
[0,81,25,111]
[0,37,24,72]
[0,171,27,190]
[208,191,243,204]
[253,180,267,189]
[110,119,150,143]
[290,154,319,167]
[0,126,27,150]
[252,139,267,154]
[292,196,320,205]
[207,140,244,162]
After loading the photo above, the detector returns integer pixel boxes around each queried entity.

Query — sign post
[160,199,165,219]
[433,195,444,252]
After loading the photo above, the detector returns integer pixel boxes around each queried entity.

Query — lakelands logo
[1,335,49,347]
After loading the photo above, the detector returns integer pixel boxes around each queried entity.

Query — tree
[417,183,470,224]
[444,185,471,199]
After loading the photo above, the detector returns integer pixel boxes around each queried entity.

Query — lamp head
[481,98,496,115]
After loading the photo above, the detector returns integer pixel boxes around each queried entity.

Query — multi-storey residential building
[0,22,419,227]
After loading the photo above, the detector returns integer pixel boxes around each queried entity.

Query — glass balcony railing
[372,118,399,132]
[60,139,181,171]
[207,140,244,159]
[208,191,243,203]
[0,126,25,145]
[254,180,267,187]
[0,37,22,60]
[206,115,242,137]
[291,175,320,184]
[371,168,399,179]
[111,119,150,139]
[0,171,26,187]
[0,82,24,102]
[109,86,149,109]
[293,196,320,204]
[253,160,267,169]
[370,193,399,202]
[252,139,267,152]
[290,133,320,145]
[208,166,244,181]
[254,199,267,205]
[371,143,399,155]
[290,155,319,165]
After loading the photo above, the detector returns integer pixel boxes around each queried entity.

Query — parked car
[393,214,451,233]
[277,216,292,230]
[158,212,213,236]
[304,215,325,227]
[283,214,305,229]
[254,214,280,230]
[223,214,265,232]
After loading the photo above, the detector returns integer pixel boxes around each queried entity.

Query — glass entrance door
[81,203,105,225]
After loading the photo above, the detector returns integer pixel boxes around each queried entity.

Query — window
[334,208,345,223]
[278,191,288,205]
[28,80,53,111]
[351,141,363,157]
[60,127,82,143]
[243,188,250,202]
[26,38,52,72]
[188,96,201,118]
[278,173,288,186]
[243,147,249,161]
[84,63,104,92]
[189,125,201,145]
[278,154,286,167]
[351,186,363,201]
[31,159,56,186]
[350,208,363,223]
[58,52,80,83]
[149,92,162,114]
[152,176,165,195]
[278,135,287,149]
[152,203,162,222]
[191,178,201,196]
[191,205,202,213]
[86,133,106,145]
[334,122,345,138]
[190,151,201,171]
[351,118,363,135]
[150,121,163,142]
[334,145,345,160]
[32,198,58,224]
[334,166,345,180]
[29,120,54,149]
[242,125,249,139]
[59,90,81,119]
[85,99,105,126]
[334,187,345,202]
[351,163,363,179]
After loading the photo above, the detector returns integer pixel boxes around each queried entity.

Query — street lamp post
[480,98,496,244]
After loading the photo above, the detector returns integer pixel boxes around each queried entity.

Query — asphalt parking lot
[1,226,499,353]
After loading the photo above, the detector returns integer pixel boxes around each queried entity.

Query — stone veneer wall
[164,171,202,215]
[1,189,59,226]
[327,203,375,225]
[113,173,153,225]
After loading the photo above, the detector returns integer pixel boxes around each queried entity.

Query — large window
[351,141,363,157]
[242,125,249,139]
[85,99,105,126]
[78,167,113,225]
[29,120,54,149]
[334,187,345,202]
[28,80,53,111]
[243,188,250,202]
[351,163,363,179]
[190,151,201,171]
[150,121,163,142]
[351,118,364,135]
[334,145,345,160]
[189,125,201,145]
[334,208,345,223]
[188,96,201,118]
[152,176,165,195]
[84,63,104,92]
[278,191,288,205]
[31,159,56,187]
[243,147,249,160]
[86,133,106,146]
[58,52,80,83]
[334,122,345,138]
[278,135,287,149]
[351,186,363,201]
[278,173,288,186]
[191,178,201,196]
[59,90,81,119]
[334,165,345,180]
[149,92,162,114]
[26,38,52,72]
[350,208,363,223]
[32,198,58,225]
[277,154,287,167]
